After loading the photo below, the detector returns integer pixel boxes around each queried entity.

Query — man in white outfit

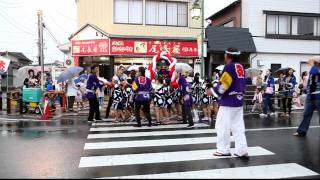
[210,48,248,158]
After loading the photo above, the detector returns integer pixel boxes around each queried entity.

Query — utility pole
[37,10,44,90]
[200,0,205,78]
[5,51,9,93]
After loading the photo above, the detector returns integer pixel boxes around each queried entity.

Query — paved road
[0,112,319,178]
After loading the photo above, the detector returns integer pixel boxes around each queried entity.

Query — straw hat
[308,56,320,64]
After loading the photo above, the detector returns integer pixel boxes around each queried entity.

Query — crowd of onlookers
[249,68,310,118]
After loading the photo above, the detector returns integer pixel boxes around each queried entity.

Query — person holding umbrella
[282,68,297,118]
[294,56,320,136]
[86,65,109,122]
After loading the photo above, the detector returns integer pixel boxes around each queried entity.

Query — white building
[207,0,320,77]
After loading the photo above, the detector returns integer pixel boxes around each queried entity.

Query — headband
[225,50,241,55]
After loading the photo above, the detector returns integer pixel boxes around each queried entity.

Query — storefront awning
[206,26,256,53]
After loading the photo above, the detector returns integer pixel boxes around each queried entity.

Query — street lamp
[191,0,205,78]
[191,1,201,20]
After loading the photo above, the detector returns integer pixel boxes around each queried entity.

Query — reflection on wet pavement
[0,118,90,139]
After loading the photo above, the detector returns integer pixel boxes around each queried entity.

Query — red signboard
[110,39,198,57]
[72,39,110,56]
[72,38,198,57]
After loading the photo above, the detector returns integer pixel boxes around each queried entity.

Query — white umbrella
[14,66,36,87]
[215,65,225,71]
[127,65,141,72]
[175,63,193,73]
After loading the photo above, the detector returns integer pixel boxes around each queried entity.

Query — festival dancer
[210,48,249,158]
[153,78,166,125]
[132,67,153,127]
[191,73,202,122]
[174,71,194,128]
[294,56,320,136]
[201,77,213,122]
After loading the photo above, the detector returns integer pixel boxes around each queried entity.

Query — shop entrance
[79,56,113,81]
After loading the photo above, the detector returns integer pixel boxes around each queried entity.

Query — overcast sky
[0,0,235,64]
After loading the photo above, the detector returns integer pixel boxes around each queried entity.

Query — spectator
[66,77,77,112]
[282,68,297,118]
[251,88,263,113]
[260,69,275,117]
[255,70,263,88]
[299,71,308,95]
[77,77,87,106]
[98,85,105,109]
[75,84,84,111]
[212,70,220,81]
[276,73,286,108]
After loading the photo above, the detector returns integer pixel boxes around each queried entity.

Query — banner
[0,56,11,73]
[72,38,198,57]
[110,39,198,57]
[72,39,110,56]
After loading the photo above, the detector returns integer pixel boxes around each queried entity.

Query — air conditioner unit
[257,59,264,67]
[195,59,201,64]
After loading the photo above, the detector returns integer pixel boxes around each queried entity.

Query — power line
[0,0,26,5]
[44,13,70,34]
[0,4,25,8]
[0,11,36,35]
[43,23,62,45]
[53,9,77,22]
[0,30,36,36]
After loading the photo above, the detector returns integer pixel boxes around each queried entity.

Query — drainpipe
[250,53,258,68]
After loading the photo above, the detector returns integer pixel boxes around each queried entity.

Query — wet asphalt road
[0,112,319,179]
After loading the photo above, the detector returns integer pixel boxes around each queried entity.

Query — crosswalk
[79,119,319,179]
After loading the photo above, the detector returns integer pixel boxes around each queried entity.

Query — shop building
[70,0,202,80]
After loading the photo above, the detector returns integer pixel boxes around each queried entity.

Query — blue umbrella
[74,73,88,84]
[57,66,84,83]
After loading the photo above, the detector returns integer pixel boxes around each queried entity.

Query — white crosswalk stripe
[90,123,209,131]
[79,146,273,168]
[92,120,182,126]
[101,163,318,179]
[79,122,319,179]
[87,128,215,139]
[84,136,231,150]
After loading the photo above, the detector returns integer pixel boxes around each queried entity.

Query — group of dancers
[108,68,220,125]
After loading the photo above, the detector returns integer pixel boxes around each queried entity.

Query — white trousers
[215,106,248,155]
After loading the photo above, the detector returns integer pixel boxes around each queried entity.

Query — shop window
[114,0,143,24]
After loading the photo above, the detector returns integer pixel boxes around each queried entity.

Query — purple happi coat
[213,61,246,107]
[178,75,193,106]
[86,74,104,99]
[132,76,152,102]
